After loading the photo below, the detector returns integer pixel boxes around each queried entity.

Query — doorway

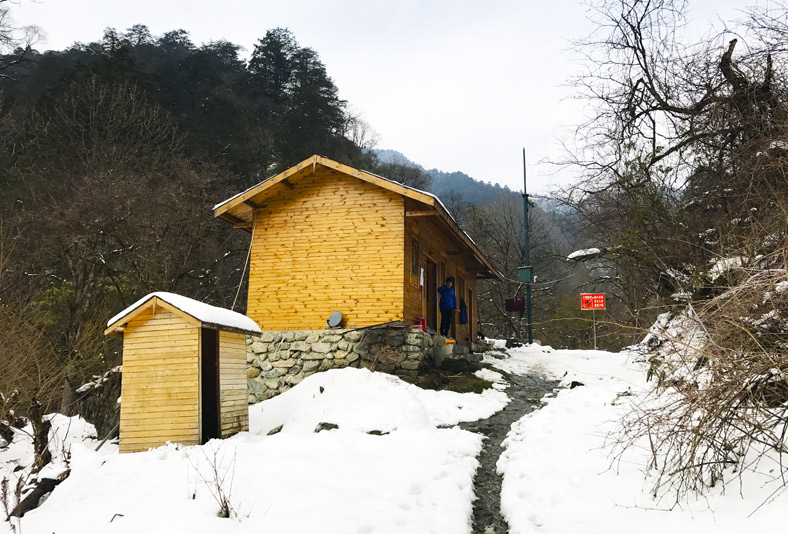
[425,259,437,331]
[201,328,220,443]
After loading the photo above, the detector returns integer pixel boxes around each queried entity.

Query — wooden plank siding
[404,204,478,341]
[119,309,200,453]
[246,169,406,330]
[219,331,249,437]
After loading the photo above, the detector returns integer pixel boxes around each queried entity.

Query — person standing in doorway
[437,276,457,337]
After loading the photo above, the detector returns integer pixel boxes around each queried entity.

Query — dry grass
[615,265,788,499]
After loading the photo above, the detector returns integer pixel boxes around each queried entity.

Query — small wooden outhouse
[105,292,261,453]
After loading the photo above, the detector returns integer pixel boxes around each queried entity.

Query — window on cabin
[411,238,419,276]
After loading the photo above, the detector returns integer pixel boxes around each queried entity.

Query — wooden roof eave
[213,155,439,225]
[430,205,504,281]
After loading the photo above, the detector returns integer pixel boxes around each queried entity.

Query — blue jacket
[437,285,457,310]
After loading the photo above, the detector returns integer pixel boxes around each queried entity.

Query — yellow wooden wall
[219,331,248,437]
[404,212,478,341]
[119,308,200,453]
[247,169,405,330]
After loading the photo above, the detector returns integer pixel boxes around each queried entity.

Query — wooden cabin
[105,292,261,453]
[214,156,501,340]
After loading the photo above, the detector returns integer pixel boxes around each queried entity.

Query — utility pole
[519,149,534,344]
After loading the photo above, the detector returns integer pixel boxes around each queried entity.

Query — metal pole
[522,149,533,344]
[592,309,597,350]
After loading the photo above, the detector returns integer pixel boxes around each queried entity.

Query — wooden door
[425,259,437,331]
[200,328,220,443]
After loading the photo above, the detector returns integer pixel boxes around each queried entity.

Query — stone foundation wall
[245,326,434,403]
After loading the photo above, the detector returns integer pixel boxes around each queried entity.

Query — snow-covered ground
[487,345,788,534]
[3,346,787,533]
[2,368,507,534]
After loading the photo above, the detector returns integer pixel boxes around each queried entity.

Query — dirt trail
[460,368,558,534]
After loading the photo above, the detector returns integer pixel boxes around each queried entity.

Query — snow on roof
[107,292,262,333]
[566,248,602,261]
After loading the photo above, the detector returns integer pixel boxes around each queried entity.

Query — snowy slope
[487,345,788,534]
[5,368,506,534]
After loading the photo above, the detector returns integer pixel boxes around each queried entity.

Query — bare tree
[0,1,40,80]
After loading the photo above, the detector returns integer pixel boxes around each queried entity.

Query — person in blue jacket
[437,276,457,337]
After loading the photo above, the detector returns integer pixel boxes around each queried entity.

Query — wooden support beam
[405,210,436,217]
[219,213,247,226]
[233,222,252,229]
[243,200,265,210]
[446,251,470,256]
[281,179,294,189]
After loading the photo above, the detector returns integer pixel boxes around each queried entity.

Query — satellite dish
[327,311,343,328]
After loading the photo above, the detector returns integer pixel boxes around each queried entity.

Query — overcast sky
[10,0,746,194]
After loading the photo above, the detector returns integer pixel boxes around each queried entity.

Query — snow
[7,347,788,533]
[566,247,601,261]
[8,368,505,534]
[775,280,788,293]
[486,344,788,534]
[107,292,261,334]
[708,256,744,282]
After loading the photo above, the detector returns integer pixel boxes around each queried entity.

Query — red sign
[581,293,605,310]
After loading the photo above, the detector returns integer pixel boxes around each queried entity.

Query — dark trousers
[440,308,453,337]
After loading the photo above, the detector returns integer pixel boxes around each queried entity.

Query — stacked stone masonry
[246,326,437,403]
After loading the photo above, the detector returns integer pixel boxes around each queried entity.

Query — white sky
[10,0,746,194]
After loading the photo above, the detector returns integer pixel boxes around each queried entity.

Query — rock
[272,358,297,368]
[569,381,585,389]
[314,422,338,433]
[312,342,331,353]
[259,360,273,372]
[406,351,423,360]
[248,394,256,404]
[318,359,334,372]
[250,340,266,354]
[295,332,308,341]
[505,338,524,348]
[246,351,256,363]
[260,331,278,343]
[333,350,349,359]
[303,360,321,372]
[406,333,424,345]
[305,333,320,343]
[344,331,363,342]
[284,374,303,386]
[263,379,281,390]
[353,343,369,355]
[262,368,285,379]
[246,368,261,379]
[334,359,348,367]
[367,430,389,436]
[267,425,283,436]
[346,352,360,363]
[281,332,295,342]
[248,379,266,395]
[291,341,309,352]
[337,340,350,351]
[301,352,325,360]
[323,334,342,343]
[399,360,420,370]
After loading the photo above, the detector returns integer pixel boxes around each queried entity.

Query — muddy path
[460,368,559,534]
